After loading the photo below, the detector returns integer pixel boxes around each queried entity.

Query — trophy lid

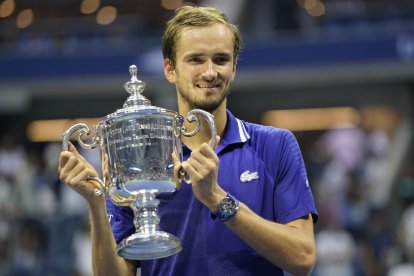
[95,65,179,129]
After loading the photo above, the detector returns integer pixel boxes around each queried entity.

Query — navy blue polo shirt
[106,110,318,275]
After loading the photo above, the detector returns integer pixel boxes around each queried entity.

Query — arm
[88,195,138,275]
[181,142,316,276]
[225,206,315,275]
[58,143,137,276]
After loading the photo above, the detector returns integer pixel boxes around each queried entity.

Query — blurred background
[0,0,414,275]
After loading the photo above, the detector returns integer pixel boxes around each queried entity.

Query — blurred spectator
[396,160,414,207]
[73,222,93,276]
[312,126,366,227]
[397,203,414,262]
[362,129,391,208]
[315,222,358,276]
[321,127,366,173]
[343,173,370,240]
[0,133,27,180]
[388,263,414,276]
[8,219,45,276]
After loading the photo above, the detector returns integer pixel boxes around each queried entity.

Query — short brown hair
[162,6,243,66]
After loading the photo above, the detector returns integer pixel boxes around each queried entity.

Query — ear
[163,59,176,84]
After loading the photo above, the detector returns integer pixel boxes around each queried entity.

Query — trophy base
[116,231,182,260]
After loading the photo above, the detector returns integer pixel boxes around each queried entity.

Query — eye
[188,57,203,64]
[214,56,231,65]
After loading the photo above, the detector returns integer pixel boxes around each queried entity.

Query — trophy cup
[62,65,216,260]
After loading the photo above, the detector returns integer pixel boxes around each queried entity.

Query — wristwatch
[211,193,240,222]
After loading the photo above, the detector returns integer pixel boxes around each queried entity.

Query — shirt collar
[183,110,250,155]
[216,110,250,153]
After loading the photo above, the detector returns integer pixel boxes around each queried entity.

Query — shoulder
[243,121,297,148]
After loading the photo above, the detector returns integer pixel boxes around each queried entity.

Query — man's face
[164,23,236,113]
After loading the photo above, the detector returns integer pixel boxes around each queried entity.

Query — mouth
[196,84,220,90]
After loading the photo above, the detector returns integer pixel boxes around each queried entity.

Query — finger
[172,151,182,190]
[199,143,220,161]
[67,141,76,153]
[67,168,90,186]
[102,153,110,181]
[59,143,79,168]
[176,171,182,190]
[182,160,202,181]
[190,151,218,181]
[58,151,72,173]
[103,165,110,183]
[60,158,87,183]
[209,135,220,150]
[187,151,208,170]
[60,154,80,175]
[72,161,94,177]
[60,151,97,181]
[188,151,207,172]
[68,142,89,163]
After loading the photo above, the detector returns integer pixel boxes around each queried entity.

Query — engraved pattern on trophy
[61,65,217,260]
[105,116,177,196]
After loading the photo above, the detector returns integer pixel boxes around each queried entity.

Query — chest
[217,146,276,215]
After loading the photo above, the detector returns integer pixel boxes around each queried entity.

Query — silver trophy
[62,65,216,260]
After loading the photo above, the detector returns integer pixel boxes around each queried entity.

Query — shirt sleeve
[105,198,135,244]
[274,130,318,224]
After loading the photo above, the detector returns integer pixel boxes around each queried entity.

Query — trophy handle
[181,109,217,148]
[180,109,217,184]
[62,123,99,151]
[62,123,106,196]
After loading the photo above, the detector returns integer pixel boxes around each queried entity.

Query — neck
[179,103,227,150]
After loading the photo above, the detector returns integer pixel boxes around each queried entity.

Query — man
[58,6,318,276]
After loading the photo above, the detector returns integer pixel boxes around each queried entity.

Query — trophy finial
[123,64,150,107]
[129,65,138,80]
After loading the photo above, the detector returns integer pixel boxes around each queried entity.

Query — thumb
[67,142,79,154]
[210,135,220,150]
[68,142,88,162]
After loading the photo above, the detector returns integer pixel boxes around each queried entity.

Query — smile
[197,84,220,89]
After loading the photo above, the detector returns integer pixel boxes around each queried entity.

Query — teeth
[198,85,217,88]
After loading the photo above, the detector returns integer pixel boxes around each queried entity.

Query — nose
[201,60,217,80]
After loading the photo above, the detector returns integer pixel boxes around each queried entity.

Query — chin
[192,101,223,113]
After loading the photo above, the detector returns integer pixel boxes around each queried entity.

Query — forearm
[225,203,316,276]
[88,197,136,276]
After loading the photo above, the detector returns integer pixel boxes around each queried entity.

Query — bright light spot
[304,0,318,10]
[96,6,117,25]
[80,0,100,14]
[297,0,326,16]
[16,9,34,28]
[261,107,361,132]
[160,0,183,10]
[306,1,325,17]
[27,118,100,142]
[0,0,15,18]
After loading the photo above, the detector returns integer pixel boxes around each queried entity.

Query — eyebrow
[184,52,232,59]
[215,52,232,58]
[184,53,204,59]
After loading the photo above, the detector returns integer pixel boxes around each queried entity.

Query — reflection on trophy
[62,65,216,260]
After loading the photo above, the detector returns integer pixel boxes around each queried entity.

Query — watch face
[212,194,239,221]
[219,197,237,215]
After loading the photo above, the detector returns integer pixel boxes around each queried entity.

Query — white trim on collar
[236,118,250,142]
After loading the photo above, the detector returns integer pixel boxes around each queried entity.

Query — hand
[58,142,104,202]
[181,136,226,210]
